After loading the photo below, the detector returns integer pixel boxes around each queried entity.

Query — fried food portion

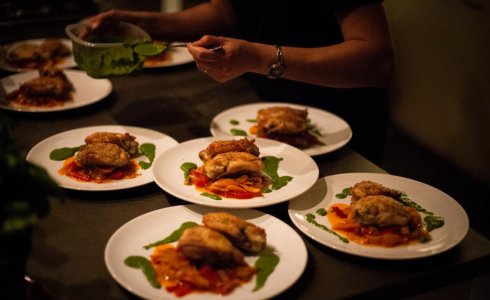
[203,212,267,254]
[85,132,139,157]
[7,44,41,64]
[350,180,402,202]
[203,152,263,179]
[177,226,245,267]
[18,64,74,99]
[7,39,71,68]
[75,142,130,168]
[199,138,260,162]
[257,106,308,135]
[351,195,412,227]
[38,39,71,59]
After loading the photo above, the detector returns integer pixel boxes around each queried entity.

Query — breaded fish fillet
[203,151,263,179]
[19,65,74,99]
[199,138,259,162]
[84,132,139,157]
[75,142,130,167]
[257,106,308,135]
[350,180,402,202]
[351,195,411,227]
[177,226,245,267]
[203,212,266,254]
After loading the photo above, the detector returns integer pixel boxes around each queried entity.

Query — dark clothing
[230,0,388,164]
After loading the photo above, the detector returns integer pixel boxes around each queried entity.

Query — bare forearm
[92,0,236,41]
[142,1,236,41]
[247,4,394,88]
[258,42,394,88]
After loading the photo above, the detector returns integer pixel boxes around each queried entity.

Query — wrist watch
[266,45,285,79]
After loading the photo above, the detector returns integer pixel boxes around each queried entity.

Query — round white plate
[26,125,179,191]
[288,173,469,260]
[210,102,352,156]
[0,38,76,72]
[1,70,112,113]
[105,204,308,300]
[153,136,319,208]
[144,43,194,68]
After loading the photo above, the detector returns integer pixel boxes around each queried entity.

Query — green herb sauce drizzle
[397,192,445,231]
[180,162,197,181]
[138,143,156,169]
[201,192,221,200]
[335,188,351,199]
[253,250,280,292]
[143,221,199,249]
[49,146,82,161]
[126,220,280,292]
[230,128,248,136]
[124,256,161,288]
[336,187,445,232]
[262,156,293,190]
[316,208,327,216]
[306,212,348,243]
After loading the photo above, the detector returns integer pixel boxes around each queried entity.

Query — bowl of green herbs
[65,21,164,78]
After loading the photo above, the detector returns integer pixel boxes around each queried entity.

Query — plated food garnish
[6,65,74,108]
[250,106,323,149]
[124,211,277,297]
[50,131,155,183]
[288,173,469,259]
[105,205,307,299]
[210,102,352,156]
[26,125,178,191]
[5,38,72,70]
[316,180,444,247]
[181,138,292,200]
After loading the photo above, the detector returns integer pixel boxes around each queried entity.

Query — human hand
[188,35,259,82]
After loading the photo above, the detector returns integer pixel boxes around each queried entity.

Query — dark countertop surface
[1,19,489,300]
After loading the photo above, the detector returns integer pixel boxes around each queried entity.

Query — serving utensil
[168,43,224,52]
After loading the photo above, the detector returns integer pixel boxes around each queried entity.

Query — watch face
[268,63,285,78]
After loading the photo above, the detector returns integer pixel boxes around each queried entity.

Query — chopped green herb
[229,119,239,125]
[246,118,257,123]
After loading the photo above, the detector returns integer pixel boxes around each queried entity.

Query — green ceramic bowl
[65,22,152,78]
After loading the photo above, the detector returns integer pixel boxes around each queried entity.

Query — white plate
[144,44,194,68]
[153,136,319,208]
[0,38,76,72]
[105,204,308,300]
[1,70,112,112]
[288,173,469,260]
[26,125,179,191]
[210,102,352,156]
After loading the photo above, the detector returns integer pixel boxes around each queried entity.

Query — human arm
[88,0,237,42]
[189,3,394,88]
